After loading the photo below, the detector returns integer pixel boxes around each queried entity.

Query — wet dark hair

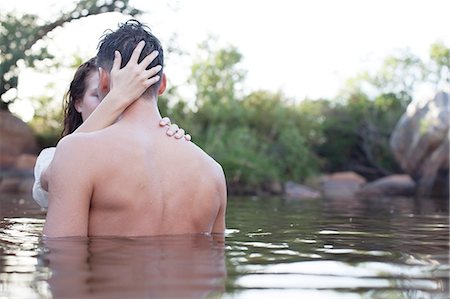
[62,58,97,136]
[96,19,164,97]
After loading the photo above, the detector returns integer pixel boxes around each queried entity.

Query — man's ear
[158,73,167,96]
[98,67,110,96]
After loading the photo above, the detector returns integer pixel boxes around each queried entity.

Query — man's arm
[43,135,94,237]
[211,165,227,234]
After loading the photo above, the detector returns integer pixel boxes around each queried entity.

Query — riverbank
[0,162,442,201]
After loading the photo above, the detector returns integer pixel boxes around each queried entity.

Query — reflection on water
[0,213,225,298]
[44,234,225,298]
[0,194,448,298]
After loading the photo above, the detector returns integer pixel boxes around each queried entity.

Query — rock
[14,154,37,170]
[267,181,283,194]
[0,110,38,169]
[0,176,34,194]
[0,154,18,169]
[0,110,38,195]
[0,177,22,193]
[18,177,34,194]
[358,175,416,197]
[303,175,323,191]
[320,171,367,200]
[390,92,449,197]
[284,181,320,199]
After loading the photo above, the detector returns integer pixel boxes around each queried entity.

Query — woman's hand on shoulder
[159,117,191,141]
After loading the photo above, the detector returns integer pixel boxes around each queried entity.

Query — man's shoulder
[200,154,227,203]
[207,156,225,183]
[59,129,116,146]
[186,142,223,174]
[189,144,226,189]
[56,133,85,151]
[50,133,106,186]
[56,132,85,148]
[182,144,227,205]
[54,132,102,161]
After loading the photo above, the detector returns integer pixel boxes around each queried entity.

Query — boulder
[390,92,449,197]
[0,110,38,169]
[284,181,320,199]
[319,171,366,200]
[267,181,283,194]
[18,177,35,194]
[14,154,37,170]
[357,174,416,197]
[0,176,34,194]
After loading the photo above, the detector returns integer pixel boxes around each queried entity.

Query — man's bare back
[87,114,226,236]
[44,105,226,237]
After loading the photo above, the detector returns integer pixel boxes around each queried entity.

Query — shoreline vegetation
[1,41,448,198]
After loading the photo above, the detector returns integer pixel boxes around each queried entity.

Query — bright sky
[2,0,450,121]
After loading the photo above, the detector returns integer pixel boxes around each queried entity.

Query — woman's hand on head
[108,40,161,109]
[74,42,160,135]
[159,117,191,141]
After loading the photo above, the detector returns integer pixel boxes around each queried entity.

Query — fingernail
[154,50,159,55]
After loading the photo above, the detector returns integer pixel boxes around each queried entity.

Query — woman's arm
[74,42,191,140]
[75,41,160,134]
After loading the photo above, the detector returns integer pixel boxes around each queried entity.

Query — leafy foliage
[161,42,322,193]
[315,92,405,179]
[0,0,141,109]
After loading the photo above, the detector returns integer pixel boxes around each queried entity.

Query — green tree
[0,0,141,110]
[185,43,321,192]
[28,88,65,149]
[190,38,246,109]
[427,41,450,88]
[344,50,424,105]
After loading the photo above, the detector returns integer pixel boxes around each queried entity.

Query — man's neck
[120,96,162,126]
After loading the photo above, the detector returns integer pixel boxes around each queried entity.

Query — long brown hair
[62,58,97,136]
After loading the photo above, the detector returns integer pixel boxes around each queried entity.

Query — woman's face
[75,70,100,121]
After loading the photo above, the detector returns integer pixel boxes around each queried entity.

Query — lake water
[0,193,448,298]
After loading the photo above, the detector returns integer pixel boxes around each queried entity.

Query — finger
[112,51,122,70]
[145,65,162,77]
[140,50,159,70]
[166,123,179,136]
[129,40,146,63]
[174,128,185,139]
[184,134,191,141]
[159,117,171,126]
[143,75,160,88]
